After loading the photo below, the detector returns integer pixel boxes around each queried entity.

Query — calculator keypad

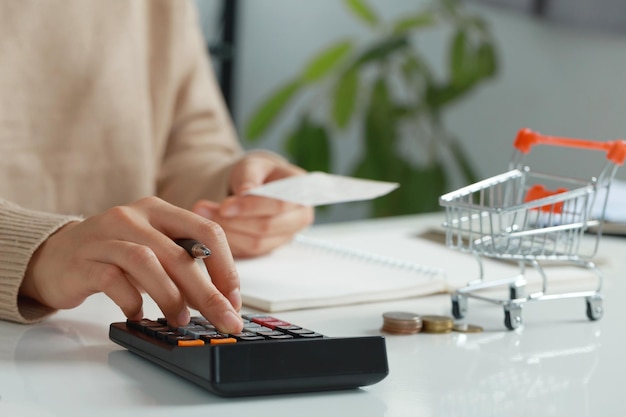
[126,314,324,347]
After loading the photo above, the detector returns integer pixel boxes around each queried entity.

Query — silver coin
[381,311,422,334]
[452,323,484,333]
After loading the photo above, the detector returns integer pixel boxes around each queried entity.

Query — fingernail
[228,289,242,310]
[221,203,239,217]
[222,310,243,333]
[195,207,213,219]
[238,181,257,194]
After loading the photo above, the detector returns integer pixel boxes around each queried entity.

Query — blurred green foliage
[245,0,498,217]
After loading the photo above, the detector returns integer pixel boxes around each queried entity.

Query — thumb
[191,200,220,219]
[230,154,279,195]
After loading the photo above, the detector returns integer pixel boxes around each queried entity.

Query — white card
[244,172,399,206]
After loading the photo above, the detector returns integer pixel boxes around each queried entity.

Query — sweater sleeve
[0,199,82,323]
[153,1,244,210]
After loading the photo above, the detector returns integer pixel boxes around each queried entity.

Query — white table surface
[1,213,625,417]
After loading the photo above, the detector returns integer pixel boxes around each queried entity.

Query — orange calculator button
[209,338,237,345]
[178,339,205,347]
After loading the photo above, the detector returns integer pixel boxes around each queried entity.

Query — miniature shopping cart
[439,128,626,330]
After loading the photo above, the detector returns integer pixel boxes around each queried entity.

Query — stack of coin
[381,311,422,334]
[421,315,454,334]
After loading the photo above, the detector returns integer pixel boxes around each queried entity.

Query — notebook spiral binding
[293,234,445,278]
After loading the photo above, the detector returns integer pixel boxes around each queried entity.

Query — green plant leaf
[368,161,447,217]
[429,30,498,109]
[393,11,437,34]
[425,83,460,109]
[352,78,397,184]
[353,34,409,67]
[363,78,396,161]
[332,68,359,129]
[450,28,471,87]
[301,40,354,83]
[245,80,302,141]
[344,0,379,28]
[475,41,498,79]
[399,52,434,97]
[285,118,331,173]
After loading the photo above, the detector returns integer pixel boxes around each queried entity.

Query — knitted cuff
[0,200,82,323]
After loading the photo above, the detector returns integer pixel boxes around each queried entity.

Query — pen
[175,239,212,259]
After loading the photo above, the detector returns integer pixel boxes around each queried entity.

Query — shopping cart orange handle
[514,128,626,165]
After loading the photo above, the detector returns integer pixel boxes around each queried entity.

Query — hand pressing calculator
[109,314,389,397]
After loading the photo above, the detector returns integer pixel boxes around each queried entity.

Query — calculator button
[275,325,303,332]
[249,317,291,329]
[145,326,171,337]
[242,326,261,333]
[231,332,259,339]
[166,334,196,345]
[190,316,210,325]
[156,330,179,341]
[209,338,237,345]
[267,334,294,340]
[252,326,273,333]
[199,334,229,343]
[296,333,324,338]
[187,329,219,338]
[178,339,205,347]
[127,319,162,331]
[237,336,266,342]
[178,325,206,335]
[256,330,285,337]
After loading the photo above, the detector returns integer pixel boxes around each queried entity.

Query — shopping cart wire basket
[439,128,626,330]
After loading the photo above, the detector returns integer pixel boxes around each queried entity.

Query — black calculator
[109,314,389,397]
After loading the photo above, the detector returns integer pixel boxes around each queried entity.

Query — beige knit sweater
[0,1,243,323]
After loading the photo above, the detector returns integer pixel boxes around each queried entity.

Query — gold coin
[452,323,484,333]
[421,315,454,334]
[381,311,422,335]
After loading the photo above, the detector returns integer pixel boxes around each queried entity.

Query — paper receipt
[244,172,399,206]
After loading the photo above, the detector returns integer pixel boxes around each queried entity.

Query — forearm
[158,140,242,209]
[153,0,245,209]
[0,199,81,323]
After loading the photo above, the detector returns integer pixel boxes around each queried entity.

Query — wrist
[21,221,80,305]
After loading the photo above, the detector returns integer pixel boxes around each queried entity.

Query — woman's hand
[20,196,243,333]
[192,152,315,258]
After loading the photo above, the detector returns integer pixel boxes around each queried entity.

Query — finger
[219,194,306,218]
[84,240,188,327]
[123,199,242,332]
[191,200,220,220]
[113,198,240,309]
[230,153,305,195]
[226,230,295,259]
[212,205,314,238]
[87,262,144,321]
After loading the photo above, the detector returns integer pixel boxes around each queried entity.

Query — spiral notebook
[235,230,449,313]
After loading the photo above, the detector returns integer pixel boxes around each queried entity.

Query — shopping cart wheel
[504,305,523,330]
[509,284,524,300]
[451,294,467,319]
[585,296,603,321]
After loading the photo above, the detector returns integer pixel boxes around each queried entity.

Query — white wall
[447,4,626,183]
[197,0,626,223]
